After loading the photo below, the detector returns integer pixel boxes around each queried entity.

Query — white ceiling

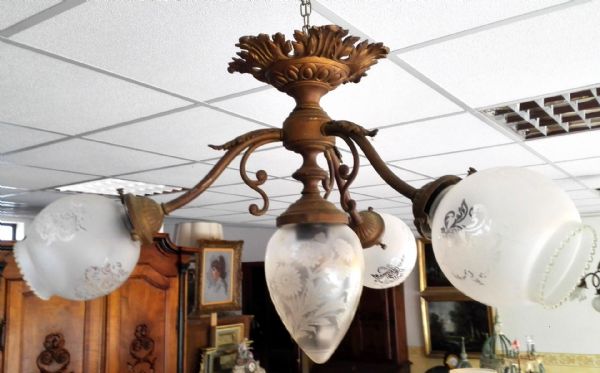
[1,0,600,232]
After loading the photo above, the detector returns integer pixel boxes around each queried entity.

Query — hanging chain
[300,0,312,33]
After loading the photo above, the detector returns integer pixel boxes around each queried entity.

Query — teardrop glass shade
[265,223,364,364]
[14,194,140,301]
[363,213,417,289]
[431,167,594,308]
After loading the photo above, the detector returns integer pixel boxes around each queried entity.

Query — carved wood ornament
[36,333,73,373]
[128,324,156,373]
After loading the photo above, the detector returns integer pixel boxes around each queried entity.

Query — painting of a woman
[203,250,233,304]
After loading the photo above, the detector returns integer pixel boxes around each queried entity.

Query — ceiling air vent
[480,86,600,140]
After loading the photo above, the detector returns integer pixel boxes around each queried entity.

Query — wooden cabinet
[0,240,181,373]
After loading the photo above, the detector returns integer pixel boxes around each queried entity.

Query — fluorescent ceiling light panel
[56,178,183,196]
[399,1,600,107]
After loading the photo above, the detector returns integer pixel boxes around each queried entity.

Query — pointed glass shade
[14,194,140,300]
[265,223,364,364]
[363,213,417,289]
[431,167,596,308]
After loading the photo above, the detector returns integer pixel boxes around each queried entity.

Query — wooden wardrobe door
[1,255,104,373]
[104,247,179,373]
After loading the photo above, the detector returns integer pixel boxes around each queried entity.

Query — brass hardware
[349,208,386,249]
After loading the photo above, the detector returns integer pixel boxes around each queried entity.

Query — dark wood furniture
[0,239,180,373]
[311,285,411,373]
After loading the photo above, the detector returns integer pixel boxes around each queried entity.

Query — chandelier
[13,6,597,365]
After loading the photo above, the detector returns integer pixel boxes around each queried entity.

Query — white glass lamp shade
[174,221,224,247]
[265,223,364,364]
[363,213,417,289]
[14,194,140,301]
[431,167,593,308]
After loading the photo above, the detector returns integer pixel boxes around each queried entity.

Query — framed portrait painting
[420,293,493,356]
[194,240,243,314]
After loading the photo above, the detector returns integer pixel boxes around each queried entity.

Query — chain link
[300,0,312,33]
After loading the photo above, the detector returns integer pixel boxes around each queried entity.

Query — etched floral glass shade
[14,194,140,301]
[431,167,595,308]
[363,213,417,289]
[265,223,364,364]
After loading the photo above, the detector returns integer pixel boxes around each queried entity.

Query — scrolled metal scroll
[162,128,282,215]
[239,139,277,216]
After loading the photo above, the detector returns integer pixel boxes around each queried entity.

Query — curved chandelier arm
[326,142,361,225]
[239,138,280,216]
[322,148,337,200]
[322,120,417,200]
[162,128,283,214]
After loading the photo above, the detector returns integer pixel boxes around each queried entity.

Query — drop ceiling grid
[0,1,596,219]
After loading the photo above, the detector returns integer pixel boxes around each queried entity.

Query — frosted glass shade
[174,221,224,246]
[431,167,593,308]
[363,213,417,289]
[265,224,364,364]
[14,194,140,301]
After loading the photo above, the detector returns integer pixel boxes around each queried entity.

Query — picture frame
[420,292,494,357]
[193,240,243,314]
[211,323,245,347]
[417,238,453,292]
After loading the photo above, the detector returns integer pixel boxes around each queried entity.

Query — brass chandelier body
[122,25,461,247]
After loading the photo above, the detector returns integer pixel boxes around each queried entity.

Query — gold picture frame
[211,322,245,347]
[420,292,494,357]
[192,240,243,314]
[417,238,454,292]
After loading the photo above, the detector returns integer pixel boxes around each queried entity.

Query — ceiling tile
[399,1,600,107]
[205,199,290,214]
[392,144,543,177]
[567,189,600,200]
[350,184,407,199]
[372,113,513,161]
[348,165,424,188]
[527,131,600,162]
[211,179,303,199]
[121,162,244,189]
[0,162,97,189]
[86,106,271,161]
[167,207,231,220]
[0,122,64,153]
[206,147,327,179]
[576,175,600,190]
[524,164,569,179]
[3,139,185,176]
[3,190,70,208]
[316,0,567,50]
[354,198,406,211]
[11,1,330,101]
[573,198,600,207]
[0,42,188,135]
[214,59,461,128]
[556,157,600,177]
[553,178,586,192]
[0,0,61,30]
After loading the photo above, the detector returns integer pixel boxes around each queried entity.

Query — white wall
[404,215,600,354]
[163,218,275,262]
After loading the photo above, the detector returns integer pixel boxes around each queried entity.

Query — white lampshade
[14,194,140,301]
[431,167,595,308]
[363,213,417,289]
[174,221,224,246]
[265,223,364,364]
